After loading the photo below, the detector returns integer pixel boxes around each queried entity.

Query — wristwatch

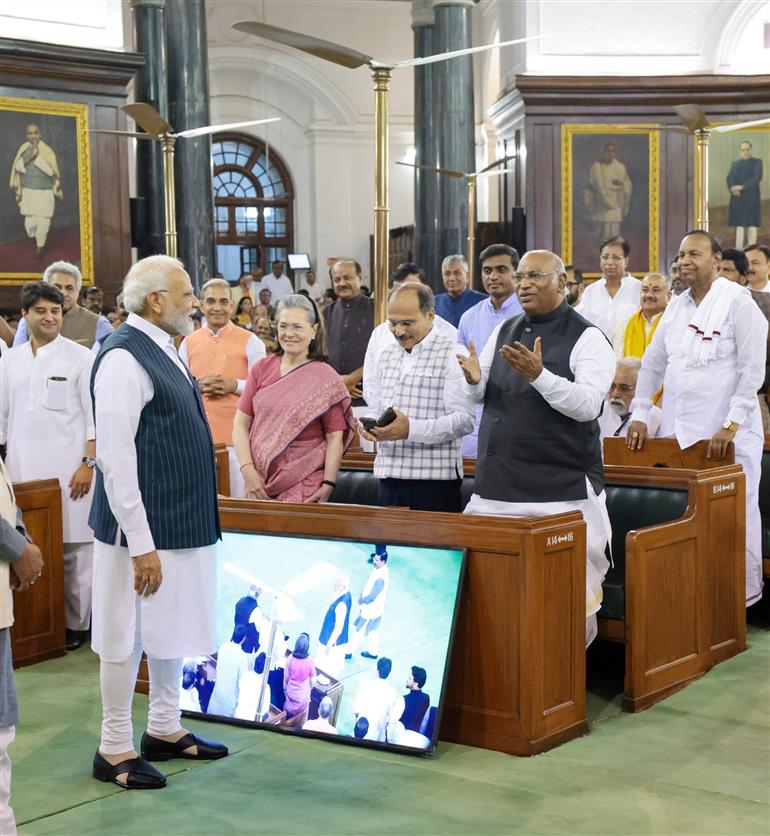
[82,456,97,469]
[722,421,739,433]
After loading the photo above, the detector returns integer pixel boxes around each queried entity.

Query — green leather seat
[600,483,689,621]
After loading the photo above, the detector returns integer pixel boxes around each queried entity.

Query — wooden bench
[330,453,746,712]
[10,478,66,668]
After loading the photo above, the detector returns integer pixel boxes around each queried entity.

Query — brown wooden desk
[10,478,65,668]
[603,437,735,469]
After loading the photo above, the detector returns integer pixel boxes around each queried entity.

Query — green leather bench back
[332,468,689,622]
[600,483,689,620]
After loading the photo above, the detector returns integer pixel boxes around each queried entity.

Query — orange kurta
[185,322,251,445]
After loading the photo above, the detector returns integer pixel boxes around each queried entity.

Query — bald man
[612,272,671,359]
[458,250,616,646]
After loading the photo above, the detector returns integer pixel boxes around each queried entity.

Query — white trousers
[316,643,345,678]
[227,446,245,498]
[734,226,758,249]
[734,440,764,605]
[63,541,93,631]
[464,479,612,648]
[23,215,51,247]
[0,725,16,835]
[99,638,184,755]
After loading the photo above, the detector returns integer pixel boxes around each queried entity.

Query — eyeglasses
[608,383,635,393]
[511,271,558,284]
[600,254,625,262]
[565,281,579,288]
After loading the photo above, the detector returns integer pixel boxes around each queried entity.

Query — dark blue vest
[400,690,430,732]
[475,301,604,503]
[319,591,351,647]
[88,324,221,550]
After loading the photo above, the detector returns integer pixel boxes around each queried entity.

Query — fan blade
[673,104,711,132]
[177,117,282,139]
[233,20,372,69]
[476,169,515,178]
[89,129,156,140]
[477,157,514,174]
[713,117,770,134]
[394,35,542,69]
[123,103,172,137]
[396,161,465,178]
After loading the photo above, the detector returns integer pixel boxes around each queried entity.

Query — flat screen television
[180,531,466,755]
[287,252,311,270]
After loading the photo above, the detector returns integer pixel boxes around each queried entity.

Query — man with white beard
[598,357,661,440]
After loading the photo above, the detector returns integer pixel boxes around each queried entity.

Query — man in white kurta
[578,237,641,339]
[585,143,631,246]
[598,357,662,440]
[0,282,95,648]
[628,230,768,605]
[89,255,226,791]
[459,251,616,646]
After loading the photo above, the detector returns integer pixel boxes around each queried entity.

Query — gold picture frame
[697,123,769,250]
[562,124,659,279]
[0,96,94,285]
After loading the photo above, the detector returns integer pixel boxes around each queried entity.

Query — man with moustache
[745,244,770,294]
[324,259,375,409]
[669,256,686,296]
[362,283,473,512]
[433,255,486,328]
[598,357,661,439]
[612,272,671,359]
[179,278,265,497]
[578,236,640,339]
[458,250,615,646]
[456,244,522,457]
[565,265,584,308]
[89,255,226,790]
[627,230,767,606]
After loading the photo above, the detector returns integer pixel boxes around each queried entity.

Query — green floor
[9,620,769,835]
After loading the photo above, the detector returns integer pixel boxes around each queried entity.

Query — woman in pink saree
[233,294,356,502]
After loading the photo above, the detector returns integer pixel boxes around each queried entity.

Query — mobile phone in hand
[377,407,397,427]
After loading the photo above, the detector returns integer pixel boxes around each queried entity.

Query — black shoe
[66,629,87,651]
[141,731,228,762]
[92,750,166,789]
[361,651,378,660]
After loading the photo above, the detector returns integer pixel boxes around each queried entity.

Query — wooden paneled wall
[0,37,143,312]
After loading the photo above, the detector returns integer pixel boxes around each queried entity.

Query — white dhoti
[0,725,16,836]
[91,540,217,662]
[464,477,611,647]
[227,446,245,498]
[734,430,763,605]
[63,542,93,631]
[19,189,54,247]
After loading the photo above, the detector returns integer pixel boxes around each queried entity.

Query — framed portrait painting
[562,124,659,278]
[0,96,94,284]
[699,125,769,251]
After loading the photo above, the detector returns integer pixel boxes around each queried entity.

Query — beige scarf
[0,457,17,630]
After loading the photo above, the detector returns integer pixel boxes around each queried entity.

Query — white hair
[200,278,232,297]
[442,254,468,273]
[617,356,642,373]
[43,260,82,291]
[122,255,183,314]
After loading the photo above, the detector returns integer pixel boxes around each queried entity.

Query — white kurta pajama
[631,279,768,604]
[0,335,95,630]
[91,314,217,754]
[462,322,616,646]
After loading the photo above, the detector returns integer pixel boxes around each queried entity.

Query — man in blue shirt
[457,243,522,457]
[434,255,487,328]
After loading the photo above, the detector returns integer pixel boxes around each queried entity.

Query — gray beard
[608,399,628,416]
[163,309,194,337]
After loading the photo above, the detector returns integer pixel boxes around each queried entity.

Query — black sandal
[92,750,167,789]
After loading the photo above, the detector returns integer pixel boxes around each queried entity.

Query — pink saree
[247,357,356,502]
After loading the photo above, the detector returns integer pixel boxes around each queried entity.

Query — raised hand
[457,340,481,384]
[499,336,543,382]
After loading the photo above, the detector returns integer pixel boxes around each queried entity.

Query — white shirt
[611,309,663,359]
[208,640,252,717]
[579,274,641,339]
[749,279,770,294]
[178,325,265,395]
[599,403,661,439]
[302,716,337,735]
[362,315,457,409]
[92,313,193,557]
[296,273,330,305]
[365,326,473,444]
[463,321,616,423]
[0,334,95,542]
[630,284,767,448]
[262,273,294,303]
[353,677,397,742]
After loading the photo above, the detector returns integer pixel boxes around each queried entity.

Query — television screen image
[287,252,311,270]
[180,532,465,755]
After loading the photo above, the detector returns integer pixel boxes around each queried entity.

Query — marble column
[131,0,168,259]
[165,0,215,289]
[433,0,475,267]
[412,0,441,290]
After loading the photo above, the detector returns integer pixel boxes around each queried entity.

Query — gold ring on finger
[631,432,639,438]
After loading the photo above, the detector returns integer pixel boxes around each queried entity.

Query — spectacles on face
[512,271,558,284]
[565,281,579,289]
[609,383,635,393]
[601,254,625,262]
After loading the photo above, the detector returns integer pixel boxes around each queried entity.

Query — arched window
[212,133,294,280]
